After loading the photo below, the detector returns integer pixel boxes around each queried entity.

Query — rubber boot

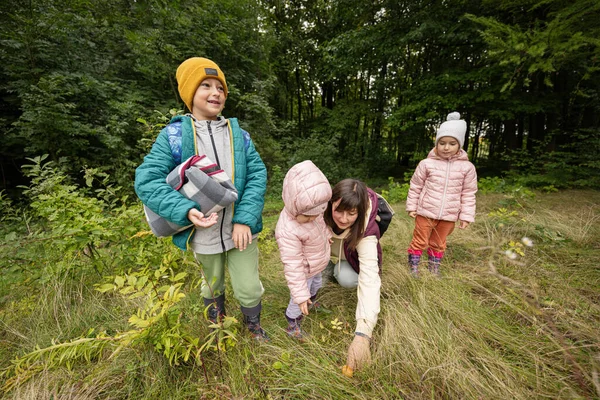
[408,253,421,277]
[427,254,442,276]
[285,314,305,342]
[242,308,270,342]
[203,294,225,324]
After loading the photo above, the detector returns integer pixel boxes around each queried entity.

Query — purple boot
[408,252,422,277]
[285,314,306,342]
[427,249,443,276]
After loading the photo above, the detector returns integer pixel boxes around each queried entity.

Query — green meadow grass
[1,190,599,399]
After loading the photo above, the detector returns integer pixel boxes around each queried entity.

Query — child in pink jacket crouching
[406,112,478,276]
[275,160,332,340]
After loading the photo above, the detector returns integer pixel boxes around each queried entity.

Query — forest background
[1,0,599,192]
[0,0,599,399]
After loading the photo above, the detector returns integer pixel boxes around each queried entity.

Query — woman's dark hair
[324,179,368,251]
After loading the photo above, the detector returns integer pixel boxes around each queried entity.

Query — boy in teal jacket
[134,57,269,340]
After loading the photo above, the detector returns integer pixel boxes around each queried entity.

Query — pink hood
[406,149,477,222]
[275,161,332,304]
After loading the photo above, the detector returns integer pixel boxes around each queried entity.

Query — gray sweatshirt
[189,116,237,254]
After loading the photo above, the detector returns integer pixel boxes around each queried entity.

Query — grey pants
[333,260,359,288]
[285,273,323,319]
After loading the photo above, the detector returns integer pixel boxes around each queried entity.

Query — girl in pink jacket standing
[406,112,478,276]
[275,160,332,341]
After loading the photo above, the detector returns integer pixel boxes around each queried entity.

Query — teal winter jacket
[134,115,267,250]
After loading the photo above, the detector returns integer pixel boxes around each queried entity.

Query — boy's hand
[459,220,470,229]
[299,299,312,315]
[233,223,252,250]
[188,209,218,228]
[408,211,417,218]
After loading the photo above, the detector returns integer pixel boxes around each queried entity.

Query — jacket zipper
[438,160,451,219]
[207,121,226,253]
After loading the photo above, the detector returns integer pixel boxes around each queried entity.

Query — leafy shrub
[258,227,278,256]
[266,165,284,199]
[0,155,151,284]
[381,177,410,203]
[503,129,600,189]
[478,176,512,194]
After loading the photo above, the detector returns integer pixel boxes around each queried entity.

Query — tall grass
[1,190,599,399]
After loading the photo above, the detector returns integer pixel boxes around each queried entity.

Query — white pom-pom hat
[436,112,467,148]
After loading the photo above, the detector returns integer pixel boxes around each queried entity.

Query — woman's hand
[459,220,470,229]
[408,211,417,218]
[233,223,252,250]
[343,334,371,376]
[188,209,218,228]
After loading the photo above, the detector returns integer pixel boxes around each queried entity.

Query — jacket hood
[427,148,469,161]
[282,160,332,217]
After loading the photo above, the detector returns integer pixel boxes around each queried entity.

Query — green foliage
[0,155,157,288]
[0,190,19,226]
[502,129,600,189]
[1,331,119,393]
[14,156,135,276]
[0,0,275,194]
[96,254,236,367]
[2,0,599,196]
[136,108,184,156]
[478,177,538,206]
[478,176,509,194]
[487,207,521,227]
[380,177,410,203]
[265,164,284,199]
[281,129,363,183]
[467,0,600,91]
[257,227,278,256]
[1,253,239,390]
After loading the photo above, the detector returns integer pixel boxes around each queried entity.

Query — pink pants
[408,215,455,257]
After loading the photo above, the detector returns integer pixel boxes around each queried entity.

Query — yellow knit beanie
[176,57,228,111]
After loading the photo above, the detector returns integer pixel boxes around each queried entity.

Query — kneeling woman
[324,179,382,375]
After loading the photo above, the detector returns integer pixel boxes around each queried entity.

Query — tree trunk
[464,112,471,152]
[517,116,524,149]
[503,119,517,150]
[296,68,302,135]
[527,112,546,153]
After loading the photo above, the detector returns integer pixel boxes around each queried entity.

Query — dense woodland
[1,0,599,194]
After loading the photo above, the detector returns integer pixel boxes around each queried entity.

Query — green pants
[194,241,264,309]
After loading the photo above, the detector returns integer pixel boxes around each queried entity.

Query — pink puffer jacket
[406,149,477,222]
[275,161,332,304]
